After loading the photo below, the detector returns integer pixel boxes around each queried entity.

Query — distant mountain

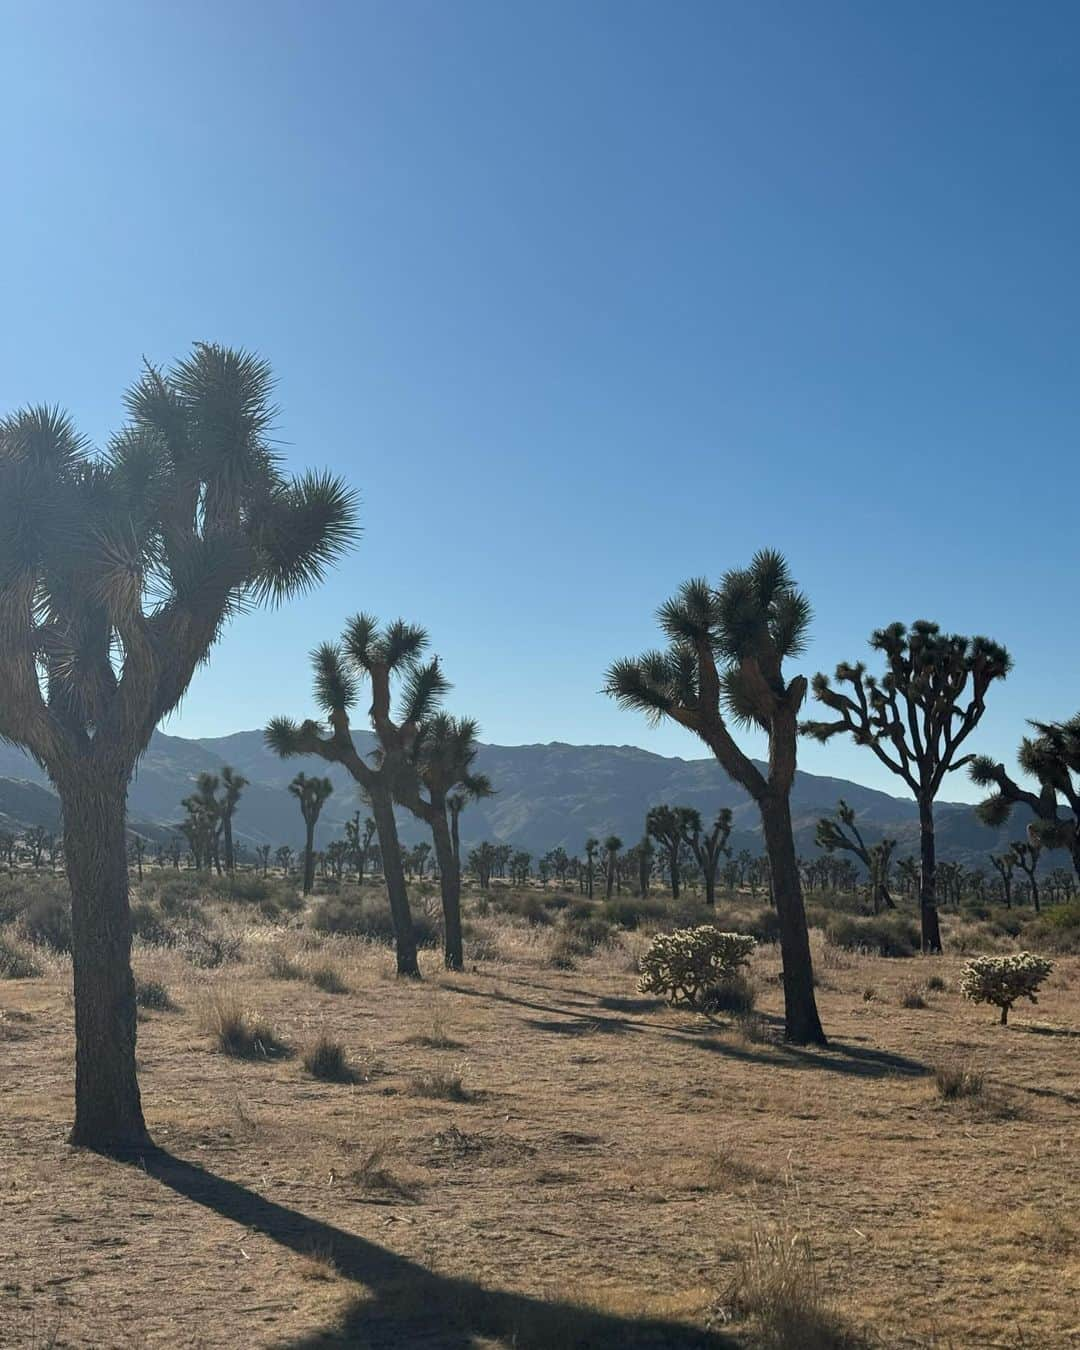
[0,729,1022,868]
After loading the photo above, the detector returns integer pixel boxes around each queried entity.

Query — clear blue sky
[3,1,1077,801]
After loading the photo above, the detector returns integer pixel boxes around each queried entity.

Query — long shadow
[673,1033,928,1079]
[136,1151,734,1349]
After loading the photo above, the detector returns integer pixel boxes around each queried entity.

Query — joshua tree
[814,800,896,913]
[607,552,825,1044]
[603,835,622,900]
[128,835,145,882]
[989,851,1015,907]
[681,808,733,907]
[289,773,333,895]
[218,766,248,873]
[971,715,1080,881]
[345,812,378,883]
[1009,838,1042,912]
[511,850,532,884]
[266,617,445,978]
[398,713,490,971]
[583,837,599,899]
[803,621,1010,953]
[645,805,695,899]
[446,773,494,869]
[255,843,272,877]
[275,845,294,877]
[180,773,224,873]
[469,841,497,890]
[636,835,655,897]
[0,345,355,1149]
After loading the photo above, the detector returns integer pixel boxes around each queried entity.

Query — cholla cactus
[960,952,1053,1024]
[639,926,756,1011]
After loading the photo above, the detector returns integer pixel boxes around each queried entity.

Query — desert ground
[1,882,1078,1349]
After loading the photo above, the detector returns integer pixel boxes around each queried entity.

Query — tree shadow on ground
[674,1030,928,1079]
[1010,1022,1080,1039]
[135,1151,734,1349]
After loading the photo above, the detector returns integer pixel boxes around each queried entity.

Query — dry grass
[1,887,1079,1348]
[203,992,290,1060]
[408,1065,472,1101]
[302,1032,357,1083]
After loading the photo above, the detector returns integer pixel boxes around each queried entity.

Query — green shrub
[0,936,42,979]
[960,952,1053,1024]
[134,977,176,1011]
[1024,901,1080,954]
[601,896,669,930]
[639,927,756,1011]
[735,907,782,945]
[20,890,72,952]
[825,913,920,958]
[310,893,438,947]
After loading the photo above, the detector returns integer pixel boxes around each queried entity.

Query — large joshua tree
[266,616,445,978]
[399,712,491,970]
[289,772,333,895]
[606,552,825,1045]
[447,774,494,867]
[970,715,1080,881]
[0,345,355,1150]
[802,621,1010,953]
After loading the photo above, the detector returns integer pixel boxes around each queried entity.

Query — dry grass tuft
[899,984,929,1010]
[714,1225,868,1348]
[409,1066,472,1102]
[204,993,289,1060]
[0,936,42,980]
[341,1144,422,1203]
[267,948,303,981]
[297,1239,339,1282]
[933,1058,984,1100]
[405,1006,464,1050]
[308,962,349,994]
[302,1033,357,1083]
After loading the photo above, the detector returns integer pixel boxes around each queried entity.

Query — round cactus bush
[639,926,756,1011]
[960,952,1053,1024]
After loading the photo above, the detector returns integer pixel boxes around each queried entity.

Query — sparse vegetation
[302,1033,357,1082]
[638,927,755,1011]
[205,995,290,1060]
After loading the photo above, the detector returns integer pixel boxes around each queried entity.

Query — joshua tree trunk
[223,816,235,873]
[703,868,716,906]
[302,822,317,895]
[918,796,943,954]
[760,793,826,1045]
[370,789,419,977]
[668,850,680,899]
[431,810,463,971]
[59,767,150,1152]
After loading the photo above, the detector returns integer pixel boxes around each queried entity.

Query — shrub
[303,1034,357,1082]
[309,963,349,994]
[1024,900,1080,954]
[601,896,669,930]
[825,913,920,958]
[183,928,242,969]
[134,977,176,1011]
[130,901,179,946]
[0,936,42,979]
[639,927,756,1011]
[960,952,1053,1024]
[709,971,756,1015]
[310,893,438,948]
[899,985,929,1010]
[925,974,947,993]
[19,890,72,953]
[736,907,783,945]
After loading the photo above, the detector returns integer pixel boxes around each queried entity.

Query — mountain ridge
[0,728,1020,868]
